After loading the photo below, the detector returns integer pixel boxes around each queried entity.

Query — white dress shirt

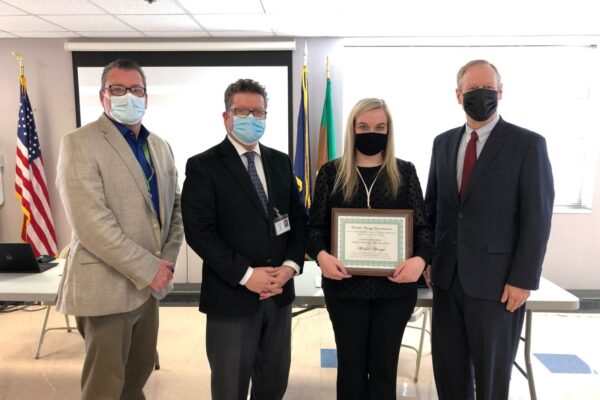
[456,114,500,191]
[227,136,300,285]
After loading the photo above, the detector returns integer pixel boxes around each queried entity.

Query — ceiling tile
[89,0,186,15]
[16,31,81,38]
[43,15,135,31]
[0,1,27,15]
[193,14,271,31]
[271,14,340,36]
[143,31,210,37]
[0,16,66,31]
[261,0,346,13]
[208,30,275,37]
[262,0,418,14]
[2,0,105,15]
[177,0,264,14]
[119,15,202,31]
[76,31,145,38]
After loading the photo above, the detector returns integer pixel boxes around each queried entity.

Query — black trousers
[206,299,292,400]
[325,294,417,400]
[432,275,525,400]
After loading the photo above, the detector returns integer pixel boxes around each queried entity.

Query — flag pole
[12,52,24,75]
[303,42,308,67]
[12,52,26,92]
[326,56,330,79]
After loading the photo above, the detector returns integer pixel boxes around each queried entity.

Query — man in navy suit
[424,60,554,400]
[181,79,307,400]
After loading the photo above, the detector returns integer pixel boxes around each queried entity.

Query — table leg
[35,305,52,359]
[65,315,72,333]
[413,308,429,383]
[524,310,537,400]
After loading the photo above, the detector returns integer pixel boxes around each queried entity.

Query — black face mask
[355,132,388,156]
[462,88,498,121]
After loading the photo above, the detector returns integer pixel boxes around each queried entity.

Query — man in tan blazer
[56,59,183,399]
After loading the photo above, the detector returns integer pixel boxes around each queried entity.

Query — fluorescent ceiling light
[64,40,296,51]
[344,36,600,47]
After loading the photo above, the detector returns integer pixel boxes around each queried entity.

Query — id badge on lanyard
[273,207,291,236]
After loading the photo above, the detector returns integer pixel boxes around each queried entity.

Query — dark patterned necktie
[460,131,478,201]
[244,152,269,214]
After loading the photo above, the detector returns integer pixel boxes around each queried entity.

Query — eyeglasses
[104,85,146,97]
[230,108,268,120]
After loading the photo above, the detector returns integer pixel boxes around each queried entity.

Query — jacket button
[458,212,464,218]
[266,258,272,264]
[452,240,457,245]
[155,251,161,256]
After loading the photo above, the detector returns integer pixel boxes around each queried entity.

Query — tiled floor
[0,305,599,399]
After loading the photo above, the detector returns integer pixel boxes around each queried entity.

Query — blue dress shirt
[109,117,160,222]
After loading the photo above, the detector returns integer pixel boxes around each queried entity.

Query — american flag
[15,76,58,258]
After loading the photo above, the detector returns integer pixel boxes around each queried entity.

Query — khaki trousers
[76,297,159,400]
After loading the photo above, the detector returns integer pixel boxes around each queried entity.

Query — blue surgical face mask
[109,93,146,125]
[231,115,266,145]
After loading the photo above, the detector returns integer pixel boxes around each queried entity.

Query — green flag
[316,76,335,171]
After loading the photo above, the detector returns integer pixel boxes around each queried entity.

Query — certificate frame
[331,208,413,276]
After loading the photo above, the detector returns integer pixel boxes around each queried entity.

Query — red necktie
[460,131,478,201]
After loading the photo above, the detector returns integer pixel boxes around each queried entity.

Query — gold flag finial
[303,42,308,67]
[12,52,25,76]
[12,52,27,91]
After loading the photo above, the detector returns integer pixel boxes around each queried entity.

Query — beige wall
[545,175,600,289]
[0,38,598,290]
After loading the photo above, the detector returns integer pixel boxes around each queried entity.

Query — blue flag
[294,65,311,212]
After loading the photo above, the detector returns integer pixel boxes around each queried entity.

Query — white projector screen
[76,65,289,188]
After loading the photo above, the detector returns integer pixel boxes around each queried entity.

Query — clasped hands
[245,266,296,300]
[149,259,174,292]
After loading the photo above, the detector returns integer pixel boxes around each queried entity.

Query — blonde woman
[307,98,433,400]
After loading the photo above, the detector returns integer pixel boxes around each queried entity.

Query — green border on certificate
[331,208,413,276]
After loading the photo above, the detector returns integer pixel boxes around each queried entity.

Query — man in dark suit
[424,60,554,400]
[181,79,307,400]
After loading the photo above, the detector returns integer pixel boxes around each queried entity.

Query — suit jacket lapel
[462,117,507,203]
[99,115,155,213]
[218,139,269,221]
[147,135,166,227]
[448,126,463,205]
[260,143,274,214]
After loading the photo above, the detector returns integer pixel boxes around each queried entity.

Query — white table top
[0,260,65,302]
[0,259,578,312]
[294,261,580,312]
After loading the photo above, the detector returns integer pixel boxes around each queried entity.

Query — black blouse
[307,159,433,299]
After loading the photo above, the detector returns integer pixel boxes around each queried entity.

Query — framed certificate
[331,208,413,276]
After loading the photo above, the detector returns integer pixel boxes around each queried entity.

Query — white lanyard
[356,166,383,209]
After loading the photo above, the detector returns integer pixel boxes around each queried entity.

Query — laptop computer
[0,243,58,273]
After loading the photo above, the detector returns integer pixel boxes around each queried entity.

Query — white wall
[0,38,598,289]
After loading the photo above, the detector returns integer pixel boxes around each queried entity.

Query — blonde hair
[333,98,401,203]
